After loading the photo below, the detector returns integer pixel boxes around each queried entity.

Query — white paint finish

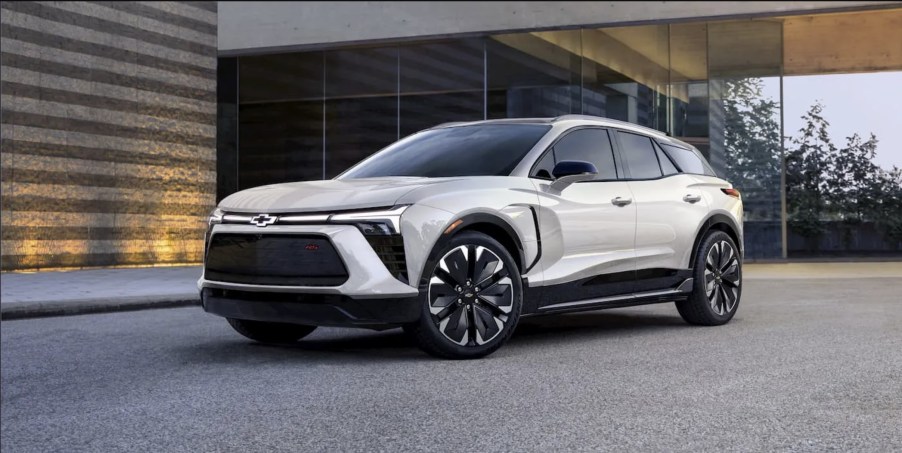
[628,175,715,271]
[218,177,437,213]
[532,180,637,286]
[217,1,895,53]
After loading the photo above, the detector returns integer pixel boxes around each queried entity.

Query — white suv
[200,115,744,359]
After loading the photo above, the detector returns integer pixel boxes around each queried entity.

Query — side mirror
[550,160,598,192]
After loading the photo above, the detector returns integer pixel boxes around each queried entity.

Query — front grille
[205,234,348,286]
[366,235,407,283]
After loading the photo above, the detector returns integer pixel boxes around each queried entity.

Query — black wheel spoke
[429,244,514,347]
[476,269,509,293]
[434,267,460,287]
[476,295,508,317]
[466,244,477,282]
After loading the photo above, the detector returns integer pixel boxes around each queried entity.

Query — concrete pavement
[2,277,901,452]
[1,262,900,320]
[0,266,201,319]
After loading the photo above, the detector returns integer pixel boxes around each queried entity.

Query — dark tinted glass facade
[218,12,902,260]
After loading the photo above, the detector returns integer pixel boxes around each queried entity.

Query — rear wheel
[405,231,522,359]
[227,318,317,344]
[676,230,742,325]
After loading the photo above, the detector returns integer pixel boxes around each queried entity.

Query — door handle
[611,197,632,207]
[683,194,702,204]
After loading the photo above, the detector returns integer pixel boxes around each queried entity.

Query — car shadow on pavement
[185,309,690,363]
[509,311,686,346]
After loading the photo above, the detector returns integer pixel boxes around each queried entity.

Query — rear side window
[532,128,618,180]
[617,131,662,179]
[660,143,713,176]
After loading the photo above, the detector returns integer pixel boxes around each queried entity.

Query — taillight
[721,188,741,198]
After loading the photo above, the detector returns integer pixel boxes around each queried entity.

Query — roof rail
[552,114,667,137]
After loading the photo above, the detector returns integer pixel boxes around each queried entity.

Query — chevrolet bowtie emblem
[250,214,278,227]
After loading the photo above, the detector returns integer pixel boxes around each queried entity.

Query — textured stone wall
[1,1,217,270]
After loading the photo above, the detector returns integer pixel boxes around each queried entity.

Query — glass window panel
[487,31,581,118]
[237,52,324,189]
[707,19,783,258]
[550,129,618,180]
[618,131,663,179]
[399,39,485,136]
[581,25,669,132]
[655,142,680,175]
[325,47,399,178]
[661,143,708,175]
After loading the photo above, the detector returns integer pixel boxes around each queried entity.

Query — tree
[721,78,782,223]
[785,102,835,249]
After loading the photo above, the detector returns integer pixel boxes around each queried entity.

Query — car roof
[433,115,693,149]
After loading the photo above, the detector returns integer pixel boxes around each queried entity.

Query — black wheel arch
[432,212,529,273]
[690,214,743,268]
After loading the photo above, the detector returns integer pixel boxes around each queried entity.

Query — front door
[530,127,638,307]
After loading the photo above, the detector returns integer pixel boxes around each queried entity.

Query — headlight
[208,207,224,226]
[330,205,409,235]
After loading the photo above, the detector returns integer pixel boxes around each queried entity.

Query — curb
[0,295,201,320]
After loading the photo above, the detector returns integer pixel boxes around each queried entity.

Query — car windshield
[339,124,551,178]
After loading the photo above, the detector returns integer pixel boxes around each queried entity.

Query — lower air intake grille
[366,235,408,283]
[205,234,348,286]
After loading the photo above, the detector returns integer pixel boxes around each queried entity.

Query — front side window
[531,128,618,180]
[339,124,551,179]
[617,131,663,179]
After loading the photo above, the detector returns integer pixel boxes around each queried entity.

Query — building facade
[1,1,217,270]
[2,2,901,270]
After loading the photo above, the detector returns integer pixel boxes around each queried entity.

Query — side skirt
[523,278,693,317]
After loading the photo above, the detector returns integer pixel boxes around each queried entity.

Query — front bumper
[197,223,421,327]
[201,288,419,329]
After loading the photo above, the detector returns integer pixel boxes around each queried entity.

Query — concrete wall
[218,1,900,55]
[1,1,218,270]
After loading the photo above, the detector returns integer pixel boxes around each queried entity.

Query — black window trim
[527,125,624,183]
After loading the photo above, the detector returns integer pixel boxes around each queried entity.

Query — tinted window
[340,124,550,178]
[655,142,679,175]
[660,143,712,175]
[532,128,618,180]
[617,132,663,179]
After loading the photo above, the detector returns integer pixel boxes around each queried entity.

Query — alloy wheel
[428,245,513,346]
[704,240,741,315]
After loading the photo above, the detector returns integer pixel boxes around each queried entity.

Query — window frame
[611,129,669,181]
[527,126,624,182]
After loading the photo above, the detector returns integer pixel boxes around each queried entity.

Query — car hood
[218,177,452,213]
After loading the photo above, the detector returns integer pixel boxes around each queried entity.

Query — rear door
[614,131,710,292]
[531,127,638,305]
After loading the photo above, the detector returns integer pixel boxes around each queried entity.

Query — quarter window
[660,143,713,176]
[617,131,663,179]
[532,128,618,180]
[655,142,679,175]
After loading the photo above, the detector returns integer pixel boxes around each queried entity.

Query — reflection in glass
[237,52,324,189]
[325,47,400,178]
[581,25,669,132]
[399,39,485,136]
[708,20,783,258]
[487,31,582,118]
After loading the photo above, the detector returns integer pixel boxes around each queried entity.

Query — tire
[676,230,742,326]
[226,318,317,344]
[405,231,523,359]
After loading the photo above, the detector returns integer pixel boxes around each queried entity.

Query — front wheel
[676,230,742,325]
[405,231,523,359]
[227,318,317,344]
